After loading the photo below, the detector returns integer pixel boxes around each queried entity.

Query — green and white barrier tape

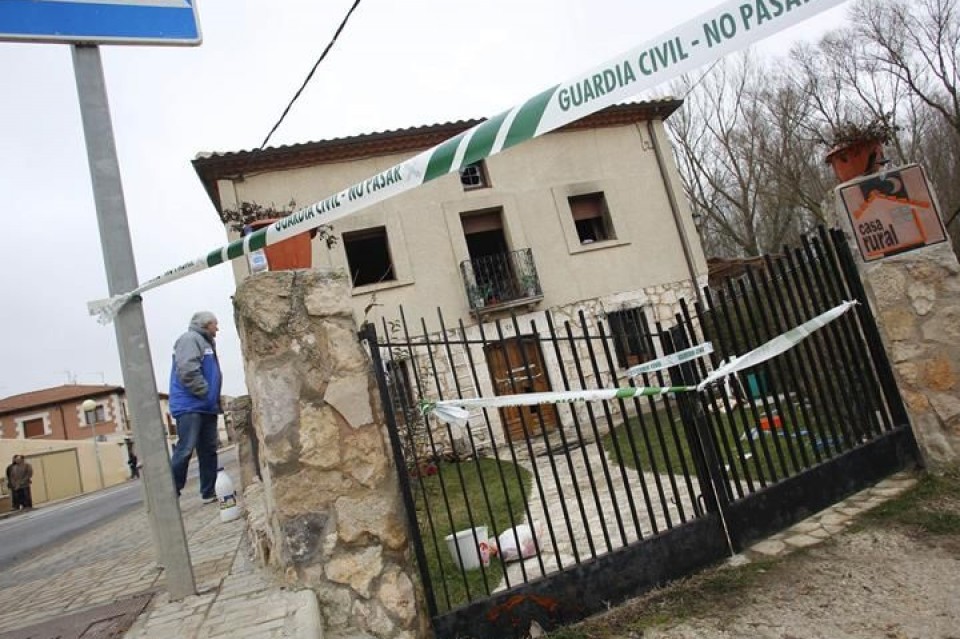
[626,342,714,378]
[420,386,698,428]
[695,300,857,390]
[419,301,856,426]
[88,0,848,323]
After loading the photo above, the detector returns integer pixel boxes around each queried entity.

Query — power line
[257,0,363,152]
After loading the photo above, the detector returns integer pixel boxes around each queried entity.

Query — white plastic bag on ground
[497,521,543,562]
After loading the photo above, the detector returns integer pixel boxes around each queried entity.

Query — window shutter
[570,194,604,221]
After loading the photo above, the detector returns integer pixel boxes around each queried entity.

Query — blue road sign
[0,0,201,45]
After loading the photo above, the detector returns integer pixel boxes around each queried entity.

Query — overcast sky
[0,0,851,400]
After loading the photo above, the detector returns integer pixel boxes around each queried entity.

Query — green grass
[859,468,960,536]
[412,457,531,612]
[601,404,824,487]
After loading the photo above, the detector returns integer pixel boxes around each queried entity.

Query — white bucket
[444,526,488,570]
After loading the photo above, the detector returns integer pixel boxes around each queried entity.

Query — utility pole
[72,44,195,600]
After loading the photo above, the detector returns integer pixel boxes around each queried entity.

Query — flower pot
[824,139,885,183]
[246,219,312,271]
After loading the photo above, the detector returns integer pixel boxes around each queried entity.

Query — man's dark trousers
[171,412,219,498]
[11,487,31,510]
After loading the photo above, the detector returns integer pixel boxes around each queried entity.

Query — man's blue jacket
[169,325,222,417]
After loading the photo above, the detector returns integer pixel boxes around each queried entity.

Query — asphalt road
[0,480,143,570]
[0,458,210,571]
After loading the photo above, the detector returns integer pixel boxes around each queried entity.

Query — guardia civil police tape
[694,300,857,390]
[626,342,714,378]
[420,386,698,429]
[88,0,849,323]
[420,301,856,426]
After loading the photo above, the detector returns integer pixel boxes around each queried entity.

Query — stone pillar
[835,178,960,470]
[233,271,428,639]
[225,395,260,489]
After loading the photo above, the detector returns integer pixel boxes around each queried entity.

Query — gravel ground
[552,470,960,639]
[645,528,960,639]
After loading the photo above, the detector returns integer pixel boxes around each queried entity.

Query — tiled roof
[0,384,123,416]
[192,98,683,212]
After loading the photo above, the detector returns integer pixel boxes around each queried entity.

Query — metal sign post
[0,0,203,602]
[71,44,195,600]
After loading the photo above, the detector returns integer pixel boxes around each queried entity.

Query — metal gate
[361,227,920,639]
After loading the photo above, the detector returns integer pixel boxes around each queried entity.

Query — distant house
[0,384,175,442]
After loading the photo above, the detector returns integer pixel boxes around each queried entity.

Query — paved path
[497,440,698,588]
[0,448,319,639]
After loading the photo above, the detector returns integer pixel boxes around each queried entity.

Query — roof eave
[192,99,684,217]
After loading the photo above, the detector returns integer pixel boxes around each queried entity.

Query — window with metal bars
[459,161,490,190]
[606,307,655,368]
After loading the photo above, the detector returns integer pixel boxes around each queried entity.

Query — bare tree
[668,56,832,257]
[854,0,960,136]
[669,57,768,256]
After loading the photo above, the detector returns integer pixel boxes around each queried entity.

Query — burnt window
[343,226,395,287]
[460,161,490,190]
[22,418,44,439]
[607,307,655,368]
[569,192,615,244]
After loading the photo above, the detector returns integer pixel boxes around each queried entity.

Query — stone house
[192,100,708,450]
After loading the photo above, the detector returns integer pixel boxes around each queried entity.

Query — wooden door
[485,336,557,441]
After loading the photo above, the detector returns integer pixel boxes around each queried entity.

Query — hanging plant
[825,116,898,149]
[822,116,898,183]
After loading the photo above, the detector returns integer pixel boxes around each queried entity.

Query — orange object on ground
[759,415,782,431]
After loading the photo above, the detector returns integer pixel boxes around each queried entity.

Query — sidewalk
[0,449,321,639]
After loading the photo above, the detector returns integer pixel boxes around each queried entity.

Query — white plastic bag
[497,521,543,562]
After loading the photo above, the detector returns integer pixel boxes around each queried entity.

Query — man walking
[169,311,223,502]
[5,455,33,511]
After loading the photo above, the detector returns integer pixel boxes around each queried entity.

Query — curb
[292,589,324,639]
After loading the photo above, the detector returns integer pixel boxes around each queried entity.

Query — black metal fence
[362,227,918,639]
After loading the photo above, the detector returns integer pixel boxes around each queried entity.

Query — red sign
[839,164,948,262]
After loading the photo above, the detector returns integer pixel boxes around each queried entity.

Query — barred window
[606,307,654,368]
[459,161,490,190]
[386,359,415,414]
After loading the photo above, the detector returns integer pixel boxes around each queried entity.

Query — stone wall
[836,190,960,470]
[233,270,428,639]
[226,395,259,489]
